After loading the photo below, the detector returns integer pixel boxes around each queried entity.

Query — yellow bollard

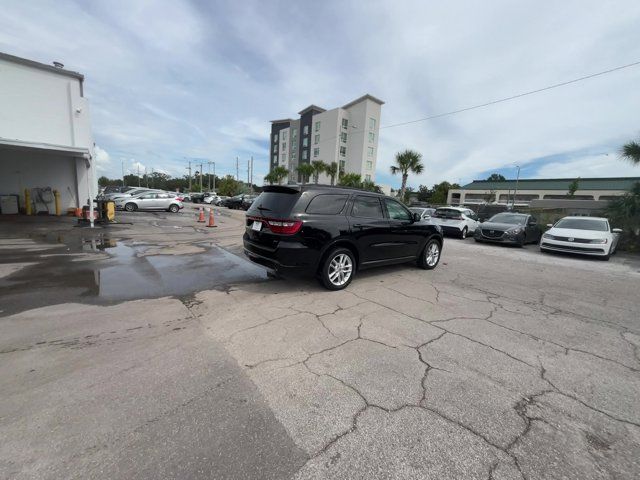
[24,188,32,216]
[53,189,62,216]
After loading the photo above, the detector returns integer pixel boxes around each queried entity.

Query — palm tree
[622,140,640,165]
[296,163,314,184]
[266,166,289,185]
[311,160,327,184]
[338,173,362,188]
[325,162,338,186]
[390,149,424,203]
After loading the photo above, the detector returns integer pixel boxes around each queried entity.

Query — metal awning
[0,137,90,158]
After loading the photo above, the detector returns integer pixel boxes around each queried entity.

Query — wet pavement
[0,209,265,316]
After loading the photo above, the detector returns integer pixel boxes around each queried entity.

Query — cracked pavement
[1,212,640,479]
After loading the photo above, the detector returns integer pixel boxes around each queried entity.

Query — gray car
[116,192,183,213]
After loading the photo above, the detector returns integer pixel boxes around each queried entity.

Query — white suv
[431,207,479,239]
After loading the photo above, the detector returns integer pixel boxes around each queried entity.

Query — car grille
[482,229,504,238]
[545,235,591,243]
[541,242,605,253]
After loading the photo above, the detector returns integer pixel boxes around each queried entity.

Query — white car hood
[548,227,609,240]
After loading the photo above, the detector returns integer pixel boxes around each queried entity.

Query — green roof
[462,177,640,191]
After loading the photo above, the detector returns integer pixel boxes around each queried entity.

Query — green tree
[217,175,240,196]
[311,160,327,184]
[484,189,497,203]
[267,166,289,185]
[417,184,431,202]
[98,176,122,187]
[621,140,640,165]
[486,173,506,182]
[428,181,460,204]
[325,162,339,186]
[296,163,314,184]
[338,173,362,188]
[567,177,581,197]
[361,179,382,193]
[390,149,424,203]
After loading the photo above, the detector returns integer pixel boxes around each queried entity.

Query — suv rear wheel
[320,248,355,290]
[460,227,468,239]
[418,239,441,270]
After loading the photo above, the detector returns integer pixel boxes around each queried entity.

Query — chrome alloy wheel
[425,242,440,267]
[328,253,353,286]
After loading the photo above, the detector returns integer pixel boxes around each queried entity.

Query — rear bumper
[243,234,319,273]
[540,240,608,256]
[439,225,464,236]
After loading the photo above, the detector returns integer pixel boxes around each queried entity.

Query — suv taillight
[266,219,302,235]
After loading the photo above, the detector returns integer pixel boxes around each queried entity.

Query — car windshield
[488,213,527,225]
[409,208,425,214]
[434,208,462,218]
[554,218,608,231]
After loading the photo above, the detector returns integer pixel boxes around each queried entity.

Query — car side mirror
[528,221,537,226]
[546,224,553,228]
[413,212,421,222]
[612,228,622,233]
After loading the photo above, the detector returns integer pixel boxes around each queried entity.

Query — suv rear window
[306,194,348,215]
[246,191,300,218]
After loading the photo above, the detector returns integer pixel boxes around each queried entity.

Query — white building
[270,94,383,184]
[0,52,96,212]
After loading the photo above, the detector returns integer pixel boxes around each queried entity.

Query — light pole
[208,161,215,191]
[512,164,521,208]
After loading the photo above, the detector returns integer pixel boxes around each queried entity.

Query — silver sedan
[115,192,183,213]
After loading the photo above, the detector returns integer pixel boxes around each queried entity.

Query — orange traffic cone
[207,208,217,228]
[197,207,205,223]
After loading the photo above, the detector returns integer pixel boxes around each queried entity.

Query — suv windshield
[488,213,527,225]
[554,218,608,231]
[247,190,300,218]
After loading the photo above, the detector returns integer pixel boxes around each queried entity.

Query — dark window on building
[306,194,349,215]
[351,196,384,218]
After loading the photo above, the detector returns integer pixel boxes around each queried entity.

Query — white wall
[344,98,381,181]
[311,108,340,183]
[0,58,92,150]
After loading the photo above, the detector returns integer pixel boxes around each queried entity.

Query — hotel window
[273,155,277,163]
[366,160,373,169]
[282,153,287,162]
[282,142,287,151]
[368,132,375,143]
[302,150,308,160]
[282,131,287,140]
[340,132,347,143]
[315,121,321,132]
[292,128,297,139]
[369,117,376,130]
[314,134,320,144]
[341,118,348,129]
[313,148,319,157]
[339,160,346,170]
[365,174,371,181]
[339,146,346,157]
[367,147,374,157]
[303,137,308,147]
[274,145,278,153]
[303,125,309,135]
[273,134,278,143]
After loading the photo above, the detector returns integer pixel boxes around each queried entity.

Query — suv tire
[320,247,355,291]
[460,227,468,239]
[418,239,441,270]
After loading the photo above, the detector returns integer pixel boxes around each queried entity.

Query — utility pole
[512,165,521,208]
[137,164,141,187]
[247,158,250,185]
[236,156,239,181]
[250,156,254,192]
[208,161,215,191]
[187,161,192,191]
[199,163,203,192]
[121,160,125,186]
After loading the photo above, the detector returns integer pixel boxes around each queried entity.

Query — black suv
[243,185,444,290]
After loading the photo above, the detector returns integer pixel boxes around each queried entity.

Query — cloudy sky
[2,0,640,188]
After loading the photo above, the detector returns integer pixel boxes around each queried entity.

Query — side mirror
[546,224,553,228]
[612,228,622,233]
[413,212,422,222]
[528,221,537,226]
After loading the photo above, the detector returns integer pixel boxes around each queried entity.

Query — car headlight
[589,238,608,244]
[507,227,523,235]
[542,233,554,239]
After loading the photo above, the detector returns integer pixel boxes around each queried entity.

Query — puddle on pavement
[0,232,268,315]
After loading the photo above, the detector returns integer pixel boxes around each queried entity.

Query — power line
[381,60,640,130]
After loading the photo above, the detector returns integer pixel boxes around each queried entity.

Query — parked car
[222,194,247,209]
[241,195,257,210]
[409,207,435,220]
[243,185,444,290]
[104,187,160,201]
[203,193,220,205]
[430,207,479,239]
[115,191,183,213]
[474,212,541,247]
[540,216,621,260]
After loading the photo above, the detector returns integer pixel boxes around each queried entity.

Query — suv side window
[384,199,412,221]
[306,194,349,215]
[351,195,384,218]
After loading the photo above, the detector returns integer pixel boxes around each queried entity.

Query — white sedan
[540,216,621,260]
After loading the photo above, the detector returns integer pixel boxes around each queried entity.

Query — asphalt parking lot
[1,208,639,479]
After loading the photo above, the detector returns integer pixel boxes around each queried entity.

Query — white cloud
[94,145,111,172]
[536,153,640,179]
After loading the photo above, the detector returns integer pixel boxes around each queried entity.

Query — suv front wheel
[418,239,441,270]
[320,248,355,290]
